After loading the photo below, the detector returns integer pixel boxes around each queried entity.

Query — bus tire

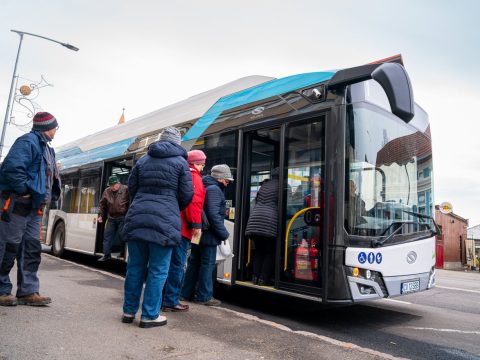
[52,222,65,258]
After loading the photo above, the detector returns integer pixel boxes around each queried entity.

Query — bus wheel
[52,222,65,257]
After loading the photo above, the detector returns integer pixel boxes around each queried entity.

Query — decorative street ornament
[11,75,53,132]
[19,85,32,96]
[439,202,453,215]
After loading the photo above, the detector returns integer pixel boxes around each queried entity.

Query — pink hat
[187,150,206,164]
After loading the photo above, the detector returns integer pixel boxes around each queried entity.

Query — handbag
[201,210,210,231]
[216,240,233,263]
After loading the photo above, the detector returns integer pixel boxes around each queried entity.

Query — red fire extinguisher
[294,239,319,281]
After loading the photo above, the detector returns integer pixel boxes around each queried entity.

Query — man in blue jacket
[0,112,61,306]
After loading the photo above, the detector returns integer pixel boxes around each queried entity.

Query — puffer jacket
[245,174,279,239]
[0,131,60,209]
[181,165,206,240]
[200,175,229,246]
[98,184,129,219]
[123,140,193,246]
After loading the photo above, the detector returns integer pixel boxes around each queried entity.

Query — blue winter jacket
[123,140,193,246]
[201,175,229,246]
[0,131,60,209]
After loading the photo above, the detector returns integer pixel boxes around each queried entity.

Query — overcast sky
[1,0,479,225]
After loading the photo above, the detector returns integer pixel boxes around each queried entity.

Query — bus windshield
[345,100,433,240]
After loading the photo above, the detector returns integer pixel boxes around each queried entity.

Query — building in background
[467,224,480,268]
[435,205,468,270]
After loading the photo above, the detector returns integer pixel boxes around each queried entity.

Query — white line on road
[404,327,480,335]
[381,298,412,305]
[218,307,409,360]
[436,285,480,294]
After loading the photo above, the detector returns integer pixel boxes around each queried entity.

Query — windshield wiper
[371,211,440,247]
[403,210,441,236]
[372,221,416,247]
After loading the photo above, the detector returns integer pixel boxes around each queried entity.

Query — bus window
[78,177,100,214]
[282,118,325,287]
[61,178,80,213]
[192,132,238,220]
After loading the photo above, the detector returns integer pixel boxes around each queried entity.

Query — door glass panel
[282,117,325,287]
[243,128,280,285]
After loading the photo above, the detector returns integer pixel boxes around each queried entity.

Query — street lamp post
[0,29,79,161]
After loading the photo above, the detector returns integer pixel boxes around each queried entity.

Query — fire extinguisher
[309,239,319,281]
[294,239,320,281]
[294,239,313,281]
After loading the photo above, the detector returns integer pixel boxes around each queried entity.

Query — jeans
[123,240,173,320]
[103,217,124,256]
[181,243,217,303]
[0,210,42,297]
[163,237,190,307]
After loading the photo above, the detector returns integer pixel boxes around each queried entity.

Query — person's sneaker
[0,293,17,306]
[97,255,111,262]
[121,313,135,323]
[139,315,167,328]
[17,293,51,306]
[195,298,221,306]
[161,303,189,312]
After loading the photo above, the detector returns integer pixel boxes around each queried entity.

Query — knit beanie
[211,164,234,181]
[159,127,181,145]
[32,112,58,132]
[187,150,206,164]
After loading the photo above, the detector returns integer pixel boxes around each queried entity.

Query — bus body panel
[345,237,435,277]
[216,220,235,285]
[64,213,98,253]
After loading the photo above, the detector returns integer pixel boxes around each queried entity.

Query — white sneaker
[139,315,167,328]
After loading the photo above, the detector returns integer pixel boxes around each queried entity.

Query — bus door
[95,158,133,257]
[238,127,281,285]
[279,118,325,295]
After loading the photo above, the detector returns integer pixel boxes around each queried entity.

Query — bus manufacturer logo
[251,106,265,115]
[407,251,417,264]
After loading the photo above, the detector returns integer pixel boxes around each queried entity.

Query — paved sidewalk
[0,254,386,360]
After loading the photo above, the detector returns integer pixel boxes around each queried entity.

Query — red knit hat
[32,112,58,132]
[187,150,206,164]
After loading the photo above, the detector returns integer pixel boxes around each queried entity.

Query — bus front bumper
[348,267,436,302]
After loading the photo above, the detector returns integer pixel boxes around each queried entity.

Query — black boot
[98,255,111,262]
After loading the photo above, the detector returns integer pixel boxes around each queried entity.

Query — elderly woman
[181,164,233,306]
[162,150,207,312]
[122,127,193,328]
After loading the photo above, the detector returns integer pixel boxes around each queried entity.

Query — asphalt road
[216,269,480,360]
[32,249,480,360]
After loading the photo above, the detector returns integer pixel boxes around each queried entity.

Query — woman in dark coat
[181,164,233,306]
[245,167,280,286]
[122,127,193,328]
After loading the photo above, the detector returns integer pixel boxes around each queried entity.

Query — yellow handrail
[284,207,321,271]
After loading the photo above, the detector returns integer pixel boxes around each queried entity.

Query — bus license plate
[401,279,420,294]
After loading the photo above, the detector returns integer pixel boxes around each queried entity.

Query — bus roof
[56,75,274,169]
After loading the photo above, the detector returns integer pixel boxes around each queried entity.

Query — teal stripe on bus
[182,71,335,142]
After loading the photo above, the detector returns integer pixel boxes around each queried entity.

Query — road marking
[44,253,125,281]
[218,307,408,360]
[436,285,480,294]
[381,298,412,305]
[405,327,480,335]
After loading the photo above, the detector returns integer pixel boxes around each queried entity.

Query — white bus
[44,55,437,304]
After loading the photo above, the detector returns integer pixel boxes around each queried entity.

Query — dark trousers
[103,217,124,256]
[0,208,42,297]
[181,243,217,302]
[251,236,276,282]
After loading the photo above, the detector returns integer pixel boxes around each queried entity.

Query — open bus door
[95,157,133,259]
[237,118,326,298]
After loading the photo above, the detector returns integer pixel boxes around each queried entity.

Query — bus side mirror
[371,63,414,123]
[328,62,415,123]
